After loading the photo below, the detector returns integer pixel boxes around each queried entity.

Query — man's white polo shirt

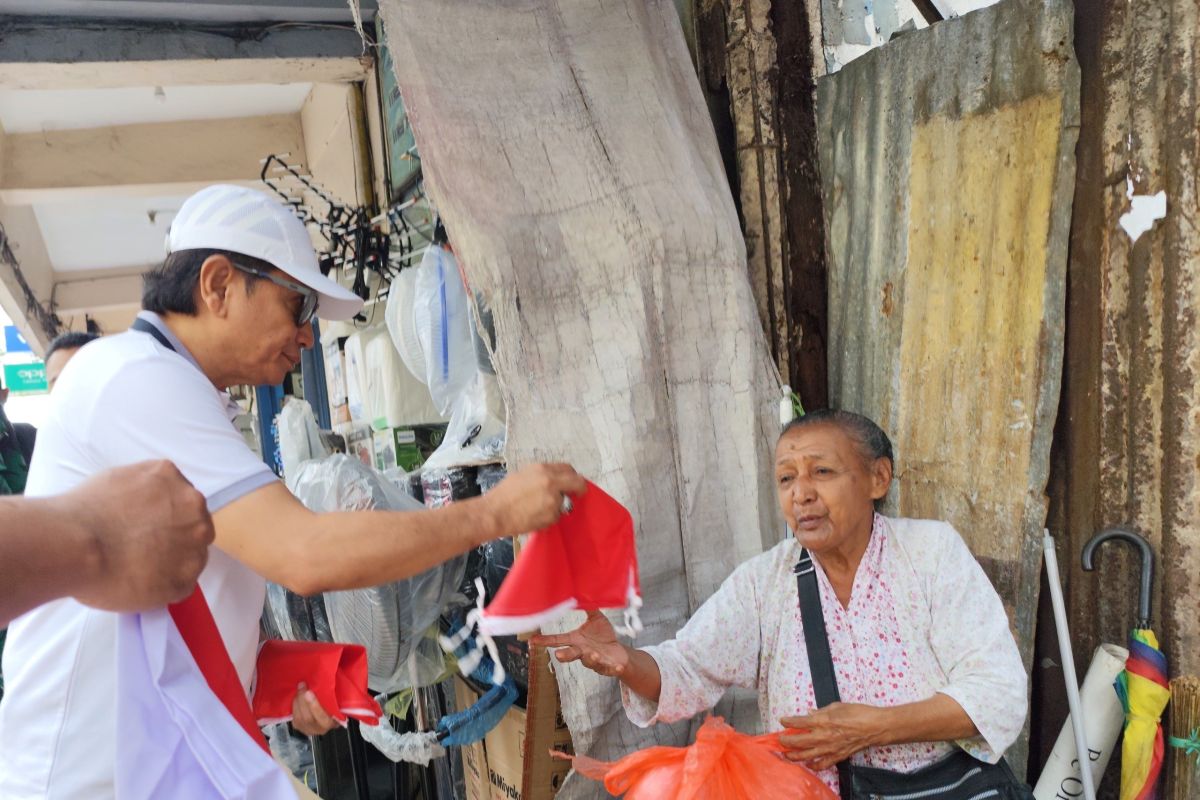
[0,312,279,799]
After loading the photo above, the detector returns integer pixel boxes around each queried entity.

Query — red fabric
[552,716,836,800]
[252,640,382,725]
[480,480,640,633]
[168,587,269,753]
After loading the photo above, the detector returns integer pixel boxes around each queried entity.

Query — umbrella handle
[1081,526,1154,629]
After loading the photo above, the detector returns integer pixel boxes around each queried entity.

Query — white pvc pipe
[1033,643,1127,800]
[1042,531,1097,800]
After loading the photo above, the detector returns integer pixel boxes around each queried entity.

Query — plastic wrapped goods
[276,399,330,482]
[387,245,507,470]
[287,455,467,692]
[345,327,441,428]
[420,466,480,510]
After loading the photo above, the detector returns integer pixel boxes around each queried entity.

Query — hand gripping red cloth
[441,480,643,684]
[552,716,837,800]
[481,480,642,635]
[251,640,382,726]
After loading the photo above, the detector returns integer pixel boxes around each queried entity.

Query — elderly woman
[534,410,1032,798]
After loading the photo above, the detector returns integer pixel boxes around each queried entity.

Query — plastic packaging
[359,718,444,766]
[554,716,837,800]
[287,455,467,692]
[276,398,330,481]
[475,464,506,494]
[362,326,445,427]
[420,371,507,470]
[387,244,507,470]
[420,466,480,510]
[264,723,316,787]
[413,246,477,414]
[264,582,332,643]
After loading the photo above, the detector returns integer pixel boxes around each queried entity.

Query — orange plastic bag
[552,716,837,800]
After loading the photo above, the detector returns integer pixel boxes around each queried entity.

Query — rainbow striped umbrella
[1114,627,1170,800]
[1083,528,1172,800]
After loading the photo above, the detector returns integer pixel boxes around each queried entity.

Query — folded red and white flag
[441,480,642,683]
[115,588,297,800]
[252,640,381,726]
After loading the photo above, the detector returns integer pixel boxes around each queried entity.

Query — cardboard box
[454,679,491,800]
[454,645,573,800]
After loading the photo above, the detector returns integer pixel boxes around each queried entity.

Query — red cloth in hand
[252,640,382,726]
[479,480,641,636]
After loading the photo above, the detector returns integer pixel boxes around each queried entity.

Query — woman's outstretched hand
[532,610,630,677]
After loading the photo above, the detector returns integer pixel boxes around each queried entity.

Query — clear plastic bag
[359,716,444,766]
[387,245,507,470]
[287,455,467,692]
[276,398,330,482]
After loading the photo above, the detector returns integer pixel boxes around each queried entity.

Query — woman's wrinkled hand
[530,611,630,677]
[779,703,888,770]
[291,682,340,736]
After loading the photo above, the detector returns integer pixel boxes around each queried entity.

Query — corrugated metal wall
[817,0,1079,689]
[1050,0,1200,795]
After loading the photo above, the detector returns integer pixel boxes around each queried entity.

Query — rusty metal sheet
[1053,1,1200,795]
[817,0,1079,685]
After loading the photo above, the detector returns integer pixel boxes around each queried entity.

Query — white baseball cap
[168,184,365,321]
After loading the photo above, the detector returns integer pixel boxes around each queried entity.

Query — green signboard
[3,362,47,395]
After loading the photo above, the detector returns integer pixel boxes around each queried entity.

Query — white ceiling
[34,194,190,272]
[2,82,314,279]
[0,83,314,133]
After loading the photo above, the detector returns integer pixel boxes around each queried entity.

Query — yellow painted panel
[897,93,1062,562]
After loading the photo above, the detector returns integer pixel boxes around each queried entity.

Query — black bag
[793,549,1034,800]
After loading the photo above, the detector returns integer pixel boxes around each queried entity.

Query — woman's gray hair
[780,408,894,468]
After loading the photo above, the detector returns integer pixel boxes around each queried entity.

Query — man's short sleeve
[78,353,277,511]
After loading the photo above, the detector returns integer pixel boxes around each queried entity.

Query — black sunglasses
[229,261,319,326]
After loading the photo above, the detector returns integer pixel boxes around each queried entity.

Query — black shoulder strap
[131,317,176,352]
[795,548,854,800]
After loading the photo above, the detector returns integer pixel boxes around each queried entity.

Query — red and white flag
[114,588,297,799]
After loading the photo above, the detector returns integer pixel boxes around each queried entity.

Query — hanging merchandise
[252,640,381,726]
[345,327,444,431]
[420,465,480,509]
[440,480,642,684]
[552,715,836,800]
[435,638,517,747]
[362,326,443,427]
[358,718,443,766]
[264,582,333,644]
[276,398,331,481]
[288,455,466,692]
[394,244,507,470]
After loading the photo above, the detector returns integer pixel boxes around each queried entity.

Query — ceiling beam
[0,113,307,203]
[53,271,144,316]
[0,1,378,25]
[0,201,58,352]
[0,19,371,90]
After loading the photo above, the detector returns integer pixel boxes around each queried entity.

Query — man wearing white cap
[0,184,586,798]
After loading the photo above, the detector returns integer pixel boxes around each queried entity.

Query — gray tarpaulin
[375,1,782,794]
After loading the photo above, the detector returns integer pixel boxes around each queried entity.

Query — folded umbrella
[1082,527,1170,800]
